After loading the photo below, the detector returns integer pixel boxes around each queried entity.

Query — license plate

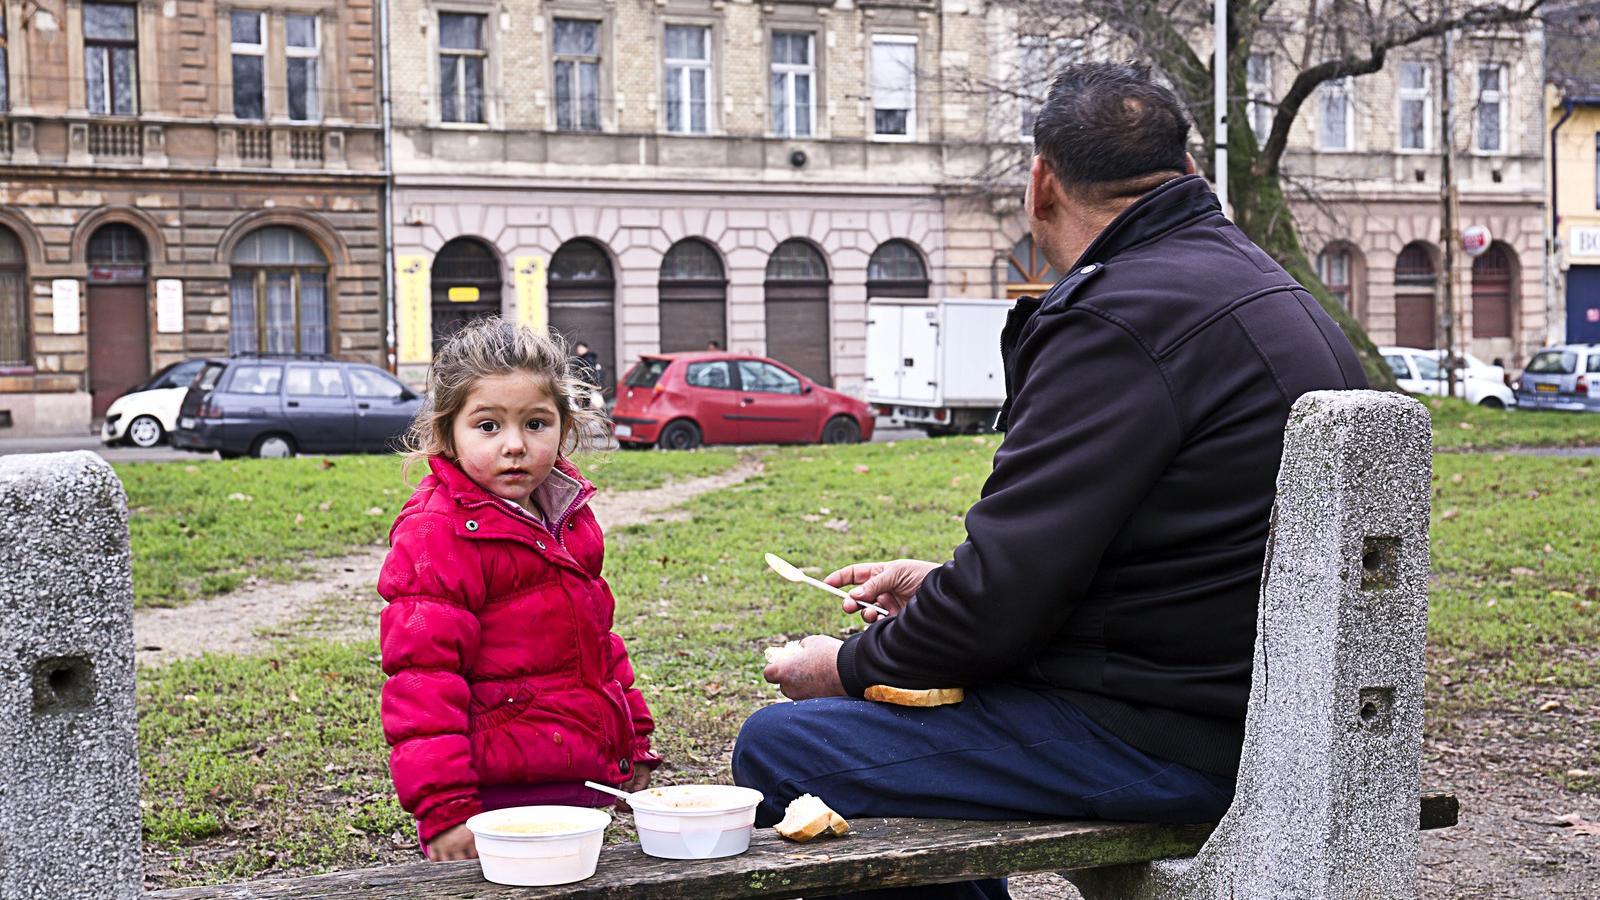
[180,417,196,428]
[1535,383,1558,393]
[614,424,633,438]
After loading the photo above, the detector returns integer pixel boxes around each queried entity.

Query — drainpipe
[379,0,398,372]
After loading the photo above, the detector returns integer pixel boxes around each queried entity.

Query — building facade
[0,0,386,436]
[1546,3,1600,346]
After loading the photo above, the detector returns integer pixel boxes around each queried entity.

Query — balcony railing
[289,129,324,163]
[88,122,143,158]
[240,127,272,163]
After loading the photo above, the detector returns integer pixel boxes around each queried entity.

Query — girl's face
[450,371,565,513]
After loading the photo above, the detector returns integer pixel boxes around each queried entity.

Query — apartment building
[0,0,386,436]
[1546,3,1600,345]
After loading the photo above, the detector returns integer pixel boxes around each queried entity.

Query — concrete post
[1073,390,1433,899]
[0,452,140,899]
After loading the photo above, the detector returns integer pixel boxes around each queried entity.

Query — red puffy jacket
[378,456,659,842]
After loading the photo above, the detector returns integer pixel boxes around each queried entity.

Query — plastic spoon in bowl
[764,552,894,618]
[584,781,640,805]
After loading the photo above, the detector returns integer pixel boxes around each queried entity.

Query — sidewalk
[0,433,202,463]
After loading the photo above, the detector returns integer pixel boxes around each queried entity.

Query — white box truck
[865,298,1011,435]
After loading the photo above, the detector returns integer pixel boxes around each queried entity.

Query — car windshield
[625,359,671,388]
[1525,351,1577,375]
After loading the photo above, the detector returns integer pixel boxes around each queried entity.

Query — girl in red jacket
[379,317,659,862]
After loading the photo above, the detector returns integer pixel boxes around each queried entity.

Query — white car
[100,359,206,448]
[1379,346,1516,409]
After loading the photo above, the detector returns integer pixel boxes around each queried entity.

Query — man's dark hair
[1033,62,1191,195]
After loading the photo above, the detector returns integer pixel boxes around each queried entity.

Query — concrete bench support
[1072,390,1433,899]
[0,451,141,900]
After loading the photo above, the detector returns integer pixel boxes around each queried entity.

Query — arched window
[0,227,27,368]
[548,239,617,388]
[86,223,152,417]
[764,239,831,384]
[1317,241,1366,324]
[867,240,929,298]
[1005,234,1062,299]
[659,239,727,353]
[1393,242,1437,349]
[229,226,329,355]
[1471,243,1514,340]
[430,237,501,350]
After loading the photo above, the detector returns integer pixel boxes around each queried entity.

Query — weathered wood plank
[150,792,1457,900]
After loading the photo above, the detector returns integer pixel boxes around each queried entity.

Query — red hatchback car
[610,352,874,449]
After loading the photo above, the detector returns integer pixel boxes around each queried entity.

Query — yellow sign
[514,255,548,336]
[447,286,480,303]
[396,255,432,364]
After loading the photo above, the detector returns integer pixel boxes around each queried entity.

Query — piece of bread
[774,794,850,842]
[764,640,805,666]
[864,685,966,707]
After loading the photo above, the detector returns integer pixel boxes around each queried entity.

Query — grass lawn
[116,449,740,608]
[138,438,1600,886]
[1426,396,1600,450]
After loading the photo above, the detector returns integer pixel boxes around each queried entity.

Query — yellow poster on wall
[396,255,432,364]
[514,255,548,336]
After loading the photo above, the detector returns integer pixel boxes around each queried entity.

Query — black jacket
[836,176,1366,776]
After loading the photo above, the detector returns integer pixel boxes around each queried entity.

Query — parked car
[1515,343,1600,412]
[1380,346,1516,409]
[610,352,874,449]
[171,355,424,458]
[100,359,207,448]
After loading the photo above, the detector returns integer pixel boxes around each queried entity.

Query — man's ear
[1184,153,1198,176]
[1027,155,1057,221]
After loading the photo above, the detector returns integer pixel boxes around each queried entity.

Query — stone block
[0,452,139,900]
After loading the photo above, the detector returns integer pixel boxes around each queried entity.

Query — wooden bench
[148,794,1458,899]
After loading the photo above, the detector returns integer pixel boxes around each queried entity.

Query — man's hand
[425,823,478,861]
[763,635,845,700]
[611,762,656,812]
[825,559,941,622]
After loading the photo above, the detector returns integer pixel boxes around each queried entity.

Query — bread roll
[863,685,966,707]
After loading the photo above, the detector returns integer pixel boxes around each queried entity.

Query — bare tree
[959,0,1551,388]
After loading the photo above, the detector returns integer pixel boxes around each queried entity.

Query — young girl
[378,318,659,862]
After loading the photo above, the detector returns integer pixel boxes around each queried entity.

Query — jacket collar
[427,455,595,525]
[1070,174,1222,271]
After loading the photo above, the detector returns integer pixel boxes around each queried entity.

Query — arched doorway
[867,239,929,298]
[1471,242,1514,340]
[431,238,502,351]
[1393,242,1437,349]
[548,239,617,390]
[659,239,727,353]
[1005,234,1062,299]
[764,239,831,384]
[0,227,27,370]
[229,226,329,355]
[87,223,150,418]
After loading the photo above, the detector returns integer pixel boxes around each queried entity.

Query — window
[867,240,929,298]
[1476,64,1506,153]
[0,228,26,369]
[1413,353,1443,381]
[1398,62,1431,151]
[1006,234,1063,298]
[1,14,10,113]
[1596,133,1599,209]
[1247,54,1272,147]
[771,31,814,138]
[85,3,139,116]
[227,364,283,395]
[348,366,408,399]
[765,240,828,281]
[229,12,265,119]
[1526,351,1576,375]
[871,36,916,139]
[1318,77,1352,150]
[285,365,347,397]
[737,360,801,395]
[1383,355,1411,380]
[553,19,601,131]
[664,24,711,134]
[286,14,320,121]
[87,223,147,283]
[1318,247,1351,310]
[685,360,733,390]
[1017,36,1080,139]
[625,358,670,388]
[660,239,724,281]
[228,227,329,355]
[438,13,486,124]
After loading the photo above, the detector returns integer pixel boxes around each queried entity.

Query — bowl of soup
[628,784,765,860]
[464,805,611,886]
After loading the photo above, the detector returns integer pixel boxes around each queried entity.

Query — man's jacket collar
[1070,174,1222,272]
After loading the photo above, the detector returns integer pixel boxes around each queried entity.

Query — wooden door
[764,283,830,386]
[1393,293,1436,349]
[88,283,150,418]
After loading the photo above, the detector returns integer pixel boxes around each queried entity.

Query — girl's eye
[527,420,546,432]
[475,421,499,433]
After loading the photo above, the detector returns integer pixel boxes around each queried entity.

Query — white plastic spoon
[764,552,894,618]
[584,781,640,804]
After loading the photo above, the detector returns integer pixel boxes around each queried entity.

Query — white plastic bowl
[465,805,611,886]
[630,784,765,860]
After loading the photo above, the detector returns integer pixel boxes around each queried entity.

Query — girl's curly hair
[402,317,607,477]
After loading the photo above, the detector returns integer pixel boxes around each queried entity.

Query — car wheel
[1478,397,1505,410]
[252,433,297,459]
[126,415,165,448]
[656,420,702,451]
[822,416,862,444]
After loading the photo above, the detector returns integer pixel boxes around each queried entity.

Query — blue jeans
[731,685,1236,900]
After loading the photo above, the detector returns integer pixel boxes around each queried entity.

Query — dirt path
[133,458,764,667]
